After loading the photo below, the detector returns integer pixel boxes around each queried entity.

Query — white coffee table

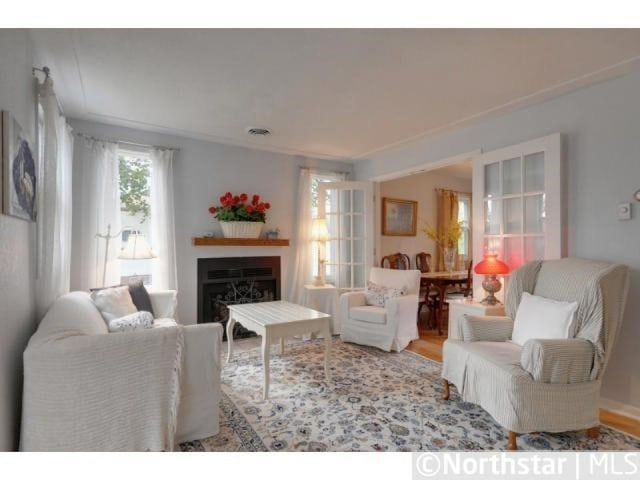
[226,300,332,400]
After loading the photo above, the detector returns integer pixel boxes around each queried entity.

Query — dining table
[420,270,470,335]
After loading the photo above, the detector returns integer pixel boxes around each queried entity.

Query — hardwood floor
[407,309,640,439]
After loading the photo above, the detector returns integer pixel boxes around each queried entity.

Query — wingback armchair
[441,257,630,450]
[340,267,421,351]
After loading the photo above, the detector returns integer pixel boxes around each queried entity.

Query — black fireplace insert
[197,256,281,341]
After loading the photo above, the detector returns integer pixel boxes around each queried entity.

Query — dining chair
[415,252,439,327]
[381,253,411,270]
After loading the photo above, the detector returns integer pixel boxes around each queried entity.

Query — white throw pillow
[364,281,407,307]
[108,311,154,333]
[511,292,579,346]
[91,285,138,323]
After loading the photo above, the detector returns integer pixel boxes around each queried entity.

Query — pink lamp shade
[474,253,510,275]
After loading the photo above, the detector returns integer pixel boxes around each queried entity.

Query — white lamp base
[312,275,325,287]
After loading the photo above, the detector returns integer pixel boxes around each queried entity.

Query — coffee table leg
[262,331,271,400]
[322,321,331,382]
[280,337,285,355]
[226,316,236,362]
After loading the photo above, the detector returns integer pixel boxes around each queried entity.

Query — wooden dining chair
[381,253,411,270]
[415,252,432,273]
[416,252,439,328]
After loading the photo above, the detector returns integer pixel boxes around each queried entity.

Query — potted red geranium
[208,192,271,238]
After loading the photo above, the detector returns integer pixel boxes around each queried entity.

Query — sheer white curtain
[70,137,121,290]
[35,77,74,319]
[287,168,314,303]
[150,147,177,290]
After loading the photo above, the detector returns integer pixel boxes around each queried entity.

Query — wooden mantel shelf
[192,237,290,247]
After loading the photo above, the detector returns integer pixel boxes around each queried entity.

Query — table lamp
[311,218,329,286]
[474,253,510,305]
[119,233,157,260]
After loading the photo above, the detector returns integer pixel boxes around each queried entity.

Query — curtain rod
[75,132,179,152]
[435,187,471,195]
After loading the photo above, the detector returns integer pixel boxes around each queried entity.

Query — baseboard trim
[600,399,640,421]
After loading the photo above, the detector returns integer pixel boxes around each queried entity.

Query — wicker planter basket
[219,221,263,239]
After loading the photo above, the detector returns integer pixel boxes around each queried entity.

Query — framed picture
[2,111,37,221]
[382,197,417,236]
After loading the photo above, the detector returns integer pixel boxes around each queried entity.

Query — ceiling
[31,29,640,161]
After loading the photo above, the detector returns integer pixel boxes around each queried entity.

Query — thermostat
[618,203,631,221]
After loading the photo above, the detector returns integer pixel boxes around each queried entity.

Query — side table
[447,298,506,340]
[302,284,339,334]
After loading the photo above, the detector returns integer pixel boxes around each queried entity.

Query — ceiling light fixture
[246,127,271,136]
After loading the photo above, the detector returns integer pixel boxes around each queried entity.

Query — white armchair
[340,267,421,352]
[441,258,629,450]
[20,290,222,451]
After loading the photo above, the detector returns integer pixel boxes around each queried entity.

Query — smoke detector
[246,127,271,136]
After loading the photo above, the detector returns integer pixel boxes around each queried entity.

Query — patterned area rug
[180,337,640,452]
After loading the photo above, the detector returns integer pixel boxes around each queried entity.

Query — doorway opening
[373,153,475,340]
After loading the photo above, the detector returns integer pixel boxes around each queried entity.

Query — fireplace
[197,256,281,341]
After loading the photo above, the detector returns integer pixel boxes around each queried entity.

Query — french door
[318,181,374,292]
[472,133,564,298]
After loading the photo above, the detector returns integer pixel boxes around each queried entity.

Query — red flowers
[208,192,271,223]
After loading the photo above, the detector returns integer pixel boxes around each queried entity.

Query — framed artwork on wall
[382,197,417,236]
[2,111,37,221]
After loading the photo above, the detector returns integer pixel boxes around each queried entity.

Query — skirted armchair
[441,257,629,450]
[340,267,421,352]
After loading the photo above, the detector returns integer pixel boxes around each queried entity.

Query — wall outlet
[617,203,632,221]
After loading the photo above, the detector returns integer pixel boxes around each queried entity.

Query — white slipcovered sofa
[20,290,222,451]
[441,258,630,450]
[340,267,421,352]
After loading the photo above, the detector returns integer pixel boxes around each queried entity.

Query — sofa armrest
[460,314,514,342]
[177,322,223,442]
[149,290,177,320]
[521,338,594,384]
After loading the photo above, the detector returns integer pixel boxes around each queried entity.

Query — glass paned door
[318,182,373,292]
[472,133,564,299]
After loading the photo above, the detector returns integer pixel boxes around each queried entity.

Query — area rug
[180,337,640,452]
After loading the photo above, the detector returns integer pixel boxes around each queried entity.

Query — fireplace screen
[197,256,281,341]
[203,279,276,340]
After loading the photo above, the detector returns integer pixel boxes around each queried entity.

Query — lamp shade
[311,218,329,242]
[474,253,510,275]
[118,233,157,260]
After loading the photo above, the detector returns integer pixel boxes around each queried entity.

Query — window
[118,148,153,285]
[310,171,346,284]
[457,194,471,262]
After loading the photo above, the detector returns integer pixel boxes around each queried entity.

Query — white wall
[0,30,38,451]
[356,69,640,416]
[379,170,471,265]
[68,119,353,324]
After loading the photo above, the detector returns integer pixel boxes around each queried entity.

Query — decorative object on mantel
[311,218,329,286]
[474,253,510,305]
[265,228,280,239]
[208,191,271,238]
[2,111,37,221]
[192,237,289,246]
[423,221,462,272]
